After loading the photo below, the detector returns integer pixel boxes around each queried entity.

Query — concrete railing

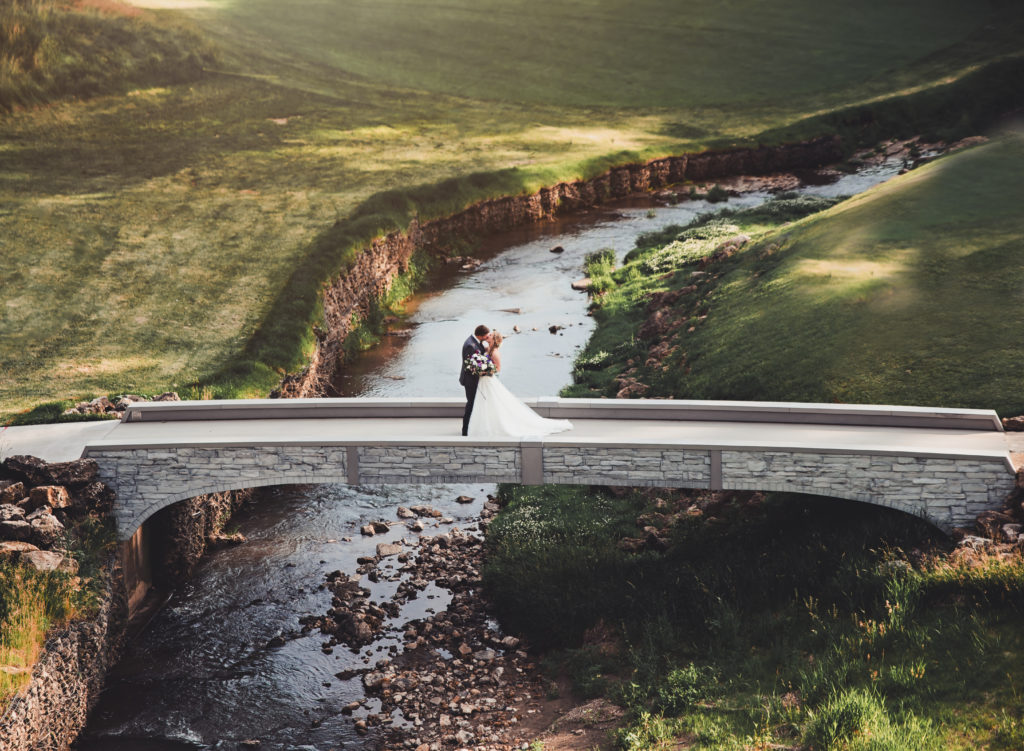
[122,397,1005,431]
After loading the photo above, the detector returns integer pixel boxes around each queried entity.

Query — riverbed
[74,160,904,750]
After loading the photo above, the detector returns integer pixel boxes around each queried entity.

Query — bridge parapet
[82,398,1014,539]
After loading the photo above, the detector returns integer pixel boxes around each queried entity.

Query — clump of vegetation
[0,517,114,702]
[484,484,1024,749]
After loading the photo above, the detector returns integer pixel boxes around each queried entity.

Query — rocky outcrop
[275,137,843,397]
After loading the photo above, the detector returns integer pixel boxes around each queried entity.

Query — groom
[460,324,491,436]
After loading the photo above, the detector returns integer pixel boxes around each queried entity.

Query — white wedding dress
[468,375,572,437]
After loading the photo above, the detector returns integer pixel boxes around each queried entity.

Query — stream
[74,160,905,750]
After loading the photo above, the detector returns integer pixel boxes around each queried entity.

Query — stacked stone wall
[0,563,126,751]
[357,445,520,484]
[543,447,712,487]
[721,451,1015,530]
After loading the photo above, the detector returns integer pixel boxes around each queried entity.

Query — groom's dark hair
[474,324,490,337]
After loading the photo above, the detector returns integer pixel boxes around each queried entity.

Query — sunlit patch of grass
[0,565,78,703]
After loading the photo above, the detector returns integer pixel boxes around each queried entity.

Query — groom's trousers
[462,379,479,436]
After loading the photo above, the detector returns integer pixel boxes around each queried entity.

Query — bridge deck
[2,413,1013,466]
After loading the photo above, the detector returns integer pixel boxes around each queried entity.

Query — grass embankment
[0,0,215,112]
[483,129,1024,748]
[485,485,1024,750]
[567,129,1024,416]
[2,0,1024,422]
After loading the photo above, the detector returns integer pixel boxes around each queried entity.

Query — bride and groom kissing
[460,324,572,438]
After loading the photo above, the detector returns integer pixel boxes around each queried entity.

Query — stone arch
[117,470,351,541]
[719,477,945,531]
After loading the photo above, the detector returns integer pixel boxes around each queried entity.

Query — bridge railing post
[521,438,544,485]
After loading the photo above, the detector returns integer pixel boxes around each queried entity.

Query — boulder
[0,519,33,541]
[3,456,99,488]
[0,540,40,559]
[20,550,79,574]
[72,481,116,515]
[1002,415,1024,431]
[0,504,25,522]
[27,485,71,512]
[29,512,65,546]
[396,506,416,519]
[455,495,474,504]
[360,525,376,537]
[0,482,25,505]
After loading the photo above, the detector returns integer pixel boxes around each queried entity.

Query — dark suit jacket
[460,335,486,386]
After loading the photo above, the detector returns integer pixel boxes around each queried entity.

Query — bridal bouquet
[465,352,496,377]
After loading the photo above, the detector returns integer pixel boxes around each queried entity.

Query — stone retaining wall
[0,563,126,751]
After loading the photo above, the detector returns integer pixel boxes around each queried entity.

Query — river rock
[570,278,591,291]
[377,543,403,558]
[455,495,474,504]
[360,524,377,536]
[28,485,71,512]
[0,482,25,505]
[550,245,565,253]
[407,519,425,533]
[21,549,78,574]
[396,506,416,519]
[409,505,442,518]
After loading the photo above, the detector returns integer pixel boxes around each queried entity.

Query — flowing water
[74,161,904,750]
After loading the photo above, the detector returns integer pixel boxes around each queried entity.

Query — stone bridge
[68,398,1016,539]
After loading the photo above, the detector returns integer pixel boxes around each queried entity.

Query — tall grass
[0,564,75,701]
[0,0,216,112]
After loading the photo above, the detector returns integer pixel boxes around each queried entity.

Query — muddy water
[75,162,902,750]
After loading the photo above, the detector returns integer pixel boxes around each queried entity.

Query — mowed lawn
[1,0,1022,421]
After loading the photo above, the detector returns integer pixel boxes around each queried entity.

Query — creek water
[74,161,903,750]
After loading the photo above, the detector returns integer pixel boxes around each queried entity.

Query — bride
[467,332,573,438]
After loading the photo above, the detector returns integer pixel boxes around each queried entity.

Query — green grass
[484,484,1024,750]
[1,0,1023,422]
[569,127,1024,416]
[0,0,217,112]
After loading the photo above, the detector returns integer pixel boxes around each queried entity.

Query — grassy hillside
[1,0,1023,421]
[0,0,215,112]
[208,0,1021,110]
[569,127,1024,416]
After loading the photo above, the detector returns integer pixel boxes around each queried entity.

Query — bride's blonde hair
[490,331,504,349]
